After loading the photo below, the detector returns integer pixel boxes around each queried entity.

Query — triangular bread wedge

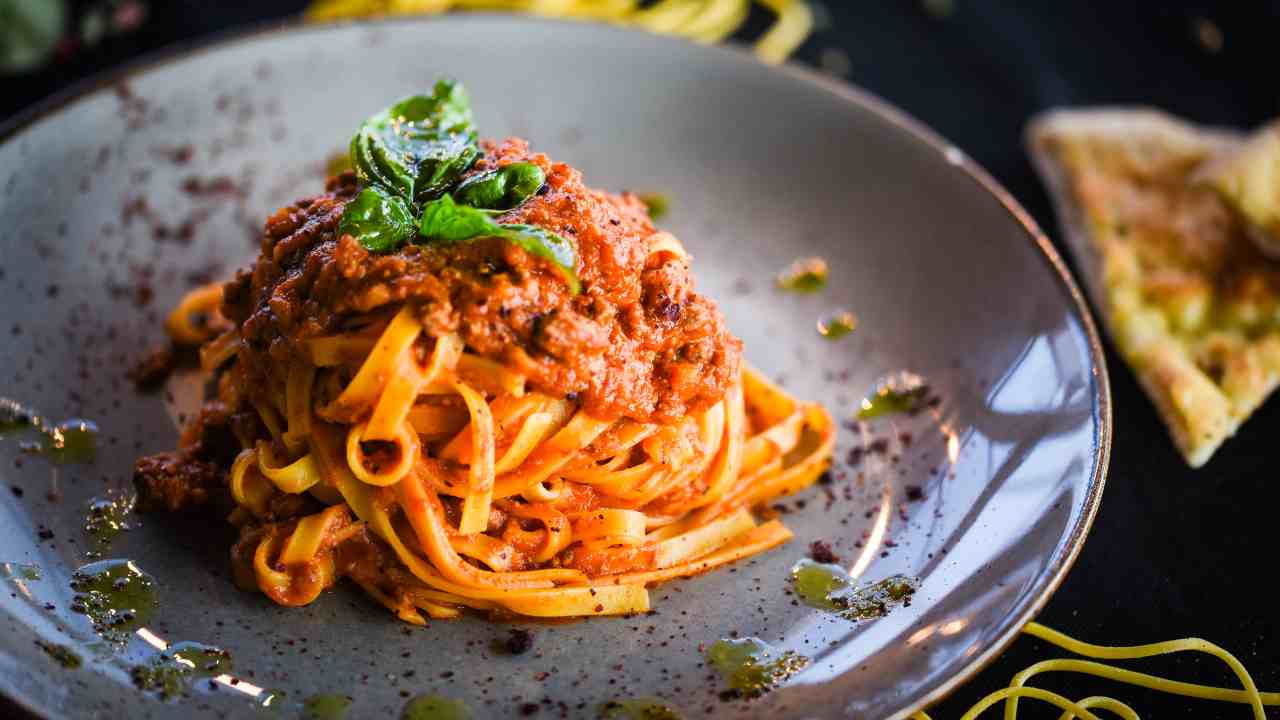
[1028,109,1280,467]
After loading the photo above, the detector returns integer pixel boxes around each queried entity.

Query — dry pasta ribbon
[303,0,813,64]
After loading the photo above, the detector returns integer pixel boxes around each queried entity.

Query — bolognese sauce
[223,138,740,427]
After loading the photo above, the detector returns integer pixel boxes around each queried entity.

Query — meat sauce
[223,138,741,425]
[135,139,740,514]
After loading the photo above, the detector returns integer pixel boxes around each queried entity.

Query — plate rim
[0,14,1112,719]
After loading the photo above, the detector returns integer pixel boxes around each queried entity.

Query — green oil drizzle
[131,662,190,700]
[706,637,809,699]
[36,640,82,669]
[84,492,137,558]
[790,559,918,621]
[856,389,927,420]
[856,373,930,420]
[130,641,232,700]
[817,310,857,340]
[600,698,683,719]
[401,693,470,720]
[37,418,99,464]
[0,398,98,464]
[169,641,233,675]
[253,689,353,719]
[637,192,669,220]
[302,694,354,720]
[0,562,42,580]
[775,257,828,292]
[69,559,157,640]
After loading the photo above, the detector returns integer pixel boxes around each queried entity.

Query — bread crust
[1028,109,1280,467]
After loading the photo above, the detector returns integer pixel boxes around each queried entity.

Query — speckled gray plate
[0,16,1109,720]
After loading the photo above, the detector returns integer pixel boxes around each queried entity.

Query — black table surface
[3,2,1278,718]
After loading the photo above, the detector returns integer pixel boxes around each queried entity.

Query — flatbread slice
[1028,109,1280,467]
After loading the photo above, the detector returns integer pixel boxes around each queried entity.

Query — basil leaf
[387,83,473,137]
[350,79,480,202]
[417,193,502,241]
[338,186,417,252]
[497,224,581,295]
[349,130,381,188]
[413,133,482,202]
[454,162,546,211]
[418,196,580,294]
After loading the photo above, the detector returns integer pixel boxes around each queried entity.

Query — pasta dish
[134,80,834,623]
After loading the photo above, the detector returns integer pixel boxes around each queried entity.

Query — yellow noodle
[753,0,812,63]
[367,331,461,440]
[572,508,648,550]
[282,362,317,453]
[323,305,421,422]
[229,448,273,516]
[345,419,420,487]
[652,507,753,568]
[910,622,1279,720]
[453,380,497,534]
[303,0,813,64]
[591,519,791,587]
[165,283,226,345]
[199,329,241,372]
[257,441,323,494]
[279,506,347,565]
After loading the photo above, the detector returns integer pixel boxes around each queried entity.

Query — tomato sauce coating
[223,138,741,425]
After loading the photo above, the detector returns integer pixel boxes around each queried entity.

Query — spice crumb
[505,629,533,655]
[808,540,840,564]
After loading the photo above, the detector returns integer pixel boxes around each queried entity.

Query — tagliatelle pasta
[133,86,835,623]
[160,283,832,621]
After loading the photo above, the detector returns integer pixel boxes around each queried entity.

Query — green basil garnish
[454,162,546,211]
[338,186,416,252]
[419,195,579,294]
[413,133,482,202]
[350,79,479,203]
[337,80,580,295]
[417,192,501,241]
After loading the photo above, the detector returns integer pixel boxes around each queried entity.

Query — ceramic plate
[0,16,1109,719]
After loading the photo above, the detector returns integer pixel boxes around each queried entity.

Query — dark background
[3,2,1278,717]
